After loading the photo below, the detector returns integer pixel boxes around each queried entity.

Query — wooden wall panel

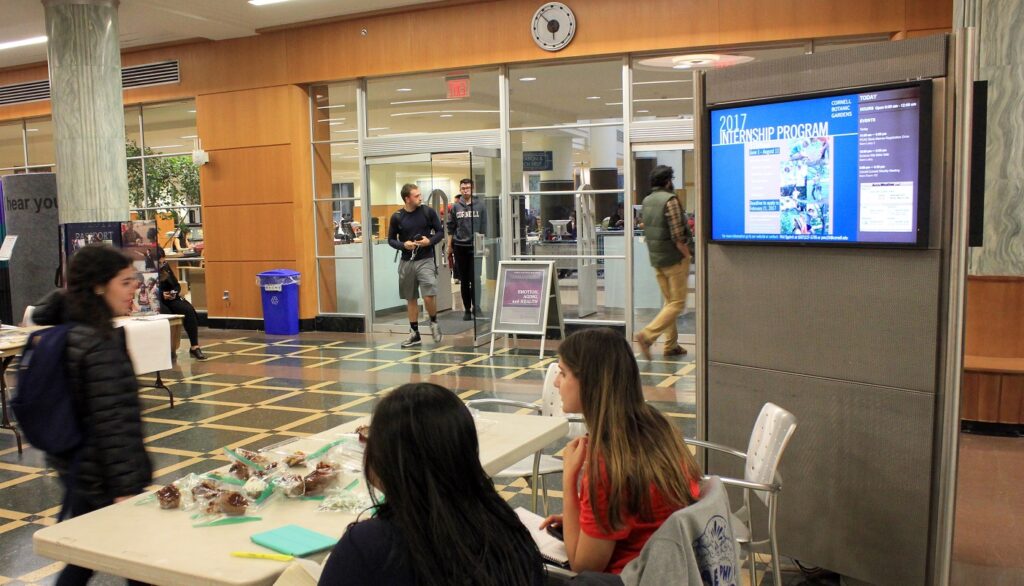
[717,0,902,45]
[196,86,296,150]
[201,145,294,207]
[961,372,1002,423]
[999,375,1024,424]
[204,203,296,262]
[0,0,952,123]
[205,260,299,318]
[964,276,1024,358]
[905,0,953,32]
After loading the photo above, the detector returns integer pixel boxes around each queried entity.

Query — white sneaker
[430,321,443,344]
[400,330,422,348]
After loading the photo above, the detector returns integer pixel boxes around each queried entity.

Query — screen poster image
[708,82,930,246]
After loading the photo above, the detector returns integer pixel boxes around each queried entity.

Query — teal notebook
[250,524,337,557]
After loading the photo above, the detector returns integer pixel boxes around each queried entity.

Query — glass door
[365,153,434,334]
[469,148,501,346]
[365,150,499,343]
[630,143,696,346]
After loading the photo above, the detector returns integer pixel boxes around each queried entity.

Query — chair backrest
[540,362,587,439]
[619,476,741,586]
[22,305,36,327]
[744,403,797,505]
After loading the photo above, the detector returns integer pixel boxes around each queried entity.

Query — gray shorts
[398,258,437,300]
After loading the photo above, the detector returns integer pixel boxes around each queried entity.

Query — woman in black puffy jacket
[32,244,152,586]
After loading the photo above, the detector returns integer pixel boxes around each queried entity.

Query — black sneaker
[401,330,422,348]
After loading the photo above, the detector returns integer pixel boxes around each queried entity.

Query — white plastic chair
[687,402,797,586]
[467,362,586,513]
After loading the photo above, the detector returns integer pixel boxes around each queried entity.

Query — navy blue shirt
[387,205,444,261]
[319,518,415,586]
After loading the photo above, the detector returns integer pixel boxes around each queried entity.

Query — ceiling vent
[0,60,180,107]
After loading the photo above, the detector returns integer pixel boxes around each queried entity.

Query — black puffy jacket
[32,290,153,504]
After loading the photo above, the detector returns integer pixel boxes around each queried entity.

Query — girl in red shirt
[541,328,702,574]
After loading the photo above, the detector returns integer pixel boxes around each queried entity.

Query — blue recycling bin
[257,269,300,335]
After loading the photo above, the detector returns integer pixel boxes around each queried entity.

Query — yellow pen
[230,551,294,562]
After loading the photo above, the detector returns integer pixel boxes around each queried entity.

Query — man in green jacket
[635,165,692,359]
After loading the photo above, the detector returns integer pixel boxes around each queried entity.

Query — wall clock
[531,2,576,52]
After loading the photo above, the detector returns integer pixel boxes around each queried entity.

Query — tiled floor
[0,327,701,585]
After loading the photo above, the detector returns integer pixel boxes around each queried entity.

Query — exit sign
[446,75,470,99]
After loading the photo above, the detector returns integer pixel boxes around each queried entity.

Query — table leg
[0,356,24,454]
[140,372,176,409]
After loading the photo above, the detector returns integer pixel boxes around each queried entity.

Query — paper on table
[120,318,172,374]
[515,507,568,565]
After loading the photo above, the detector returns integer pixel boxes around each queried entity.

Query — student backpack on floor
[11,324,83,455]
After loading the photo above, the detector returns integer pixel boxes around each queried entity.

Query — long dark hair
[362,383,543,586]
[559,328,701,533]
[65,244,133,333]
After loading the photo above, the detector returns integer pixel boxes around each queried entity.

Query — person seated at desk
[540,328,702,574]
[31,244,152,586]
[319,383,545,586]
[170,228,192,253]
[157,263,206,360]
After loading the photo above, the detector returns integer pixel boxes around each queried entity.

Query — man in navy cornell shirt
[388,184,445,347]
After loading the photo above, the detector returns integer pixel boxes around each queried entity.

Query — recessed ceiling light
[25,128,39,132]
[187,109,196,113]
[248,0,290,5]
[637,53,754,71]
[317,104,346,110]
[637,110,650,113]
[396,88,413,92]
[149,144,183,149]
[586,96,601,100]
[518,77,537,82]
[440,114,453,118]
[179,135,198,139]
[0,36,47,51]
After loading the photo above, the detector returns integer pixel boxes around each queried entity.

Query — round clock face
[531,2,576,52]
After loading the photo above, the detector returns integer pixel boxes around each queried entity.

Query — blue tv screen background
[709,85,926,245]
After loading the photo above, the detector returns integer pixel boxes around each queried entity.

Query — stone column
[43,0,128,223]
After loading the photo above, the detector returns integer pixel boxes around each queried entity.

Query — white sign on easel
[0,235,17,261]
[489,260,565,358]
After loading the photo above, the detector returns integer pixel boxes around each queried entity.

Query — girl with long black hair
[32,244,152,586]
[319,383,544,586]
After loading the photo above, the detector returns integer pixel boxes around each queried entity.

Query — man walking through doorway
[634,165,692,359]
[388,183,445,347]
[447,178,484,320]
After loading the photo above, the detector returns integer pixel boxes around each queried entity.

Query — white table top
[34,412,568,586]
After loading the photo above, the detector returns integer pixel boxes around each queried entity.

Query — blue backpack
[12,324,84,456]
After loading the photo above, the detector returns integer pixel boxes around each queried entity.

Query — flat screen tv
[707,81,931,246]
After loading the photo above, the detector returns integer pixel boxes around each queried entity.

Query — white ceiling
[0,0,441,70]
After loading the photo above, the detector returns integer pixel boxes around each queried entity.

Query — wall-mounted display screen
[708,82,930,246]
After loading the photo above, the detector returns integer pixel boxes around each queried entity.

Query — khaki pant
[639,260,688,350]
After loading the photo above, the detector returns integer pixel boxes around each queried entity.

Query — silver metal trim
[694,70,708,451]
[932,27,973,586]
[509,121,623,132]
[509,189,624,196]
[622,58,635,339]
[358,80,374,325]
[500,65,514,264]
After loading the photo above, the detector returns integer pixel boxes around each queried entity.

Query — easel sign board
[490,261,564,357]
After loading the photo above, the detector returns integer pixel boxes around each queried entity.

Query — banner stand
[488,260,564,358]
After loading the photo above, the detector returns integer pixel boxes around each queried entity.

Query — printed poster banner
[499,269,546,325]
